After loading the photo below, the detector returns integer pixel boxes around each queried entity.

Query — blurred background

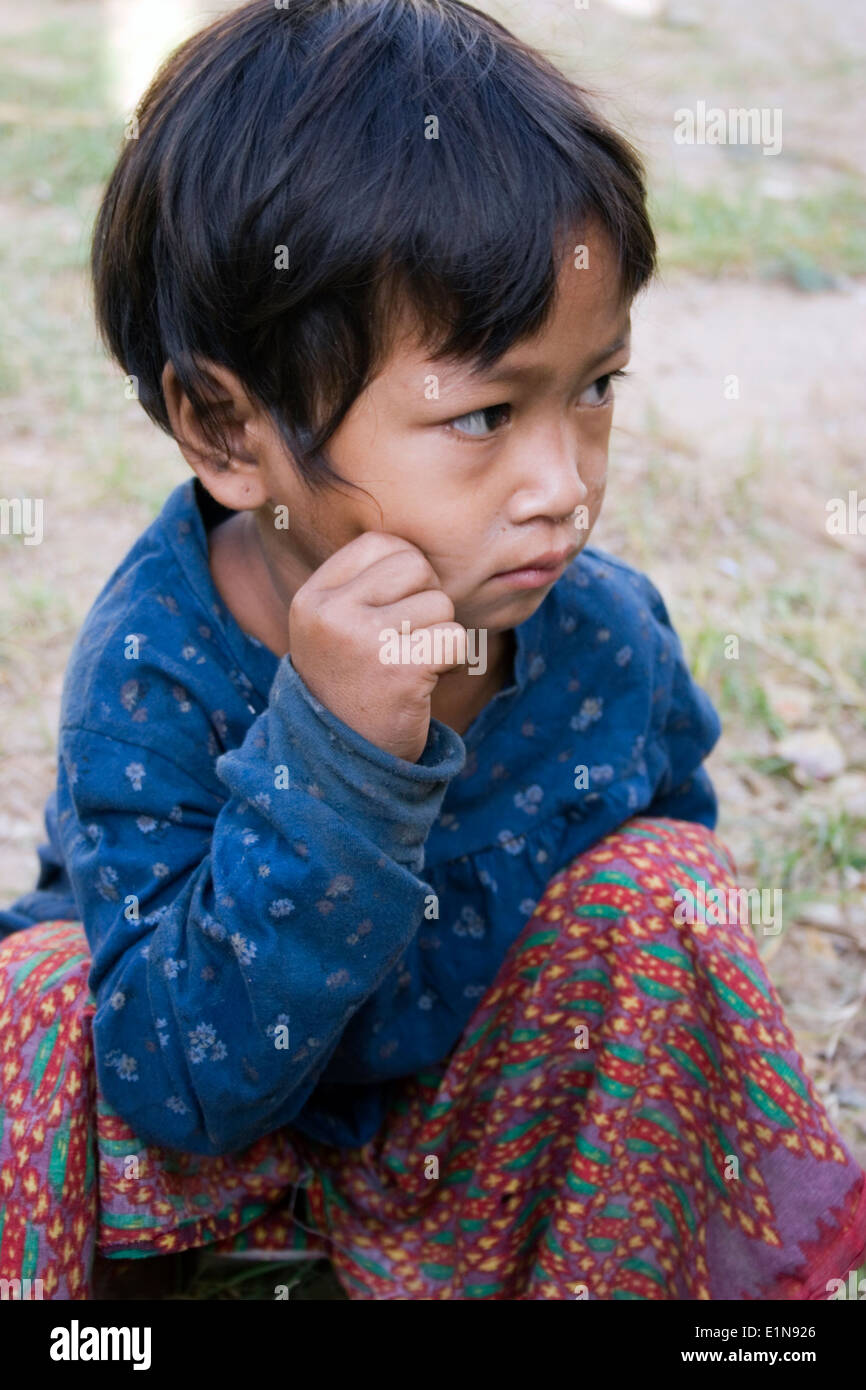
[1,0,864,1189]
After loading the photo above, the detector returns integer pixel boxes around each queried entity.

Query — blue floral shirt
[0,478,722,1156]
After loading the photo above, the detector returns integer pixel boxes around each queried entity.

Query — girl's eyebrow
[462,328,631,386]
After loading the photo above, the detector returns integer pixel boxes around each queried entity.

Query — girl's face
[187,223,631,638]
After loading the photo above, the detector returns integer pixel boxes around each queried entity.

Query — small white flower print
[268,898,295,919]
[181,644,197,660]
[258,863,271,877]
[168,805,184,823]
[152,862,169,878]
[570,696,604,732]
[96,866,120,902]
[120,679,143,712]
[346,919,372,946]
[452,906,486,939]
[241,830,260,847]
[125,762,146,791]
[615,645,632,666]
[163,957,187,980]
[596,628,610,642]
[188,1022,227,1064]
[200,915,226,941]
[166,1095,189,1114]
[325,874,353,898]
[513,783,543,815]
[136,816,158,834]
[326,969,350,988]
[478,868,498,893]
[189,1017,215,1045]
[519,898,537,916]
[528,654,546,680]
[105,1049,138,1082]
[230,932,257,967]
[172,685,192,713]
[109,990,126,1010]
[463,984,486,999]
[418,992,434,1010]
[590,764,615,786]
[497,829,526,856]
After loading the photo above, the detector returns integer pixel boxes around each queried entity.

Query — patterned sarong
[1,817,864,1299]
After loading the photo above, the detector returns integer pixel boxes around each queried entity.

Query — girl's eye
[446,368,630,439]
[448,403,511,439]
[577,368,629,408]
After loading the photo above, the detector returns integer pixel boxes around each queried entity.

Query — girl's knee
[586,816,737,882]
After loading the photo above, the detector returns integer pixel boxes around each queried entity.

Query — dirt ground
[1,0,865,1178]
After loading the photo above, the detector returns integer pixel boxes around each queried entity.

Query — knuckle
[432,593,455,623]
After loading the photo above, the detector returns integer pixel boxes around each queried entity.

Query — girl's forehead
[382,263,630,388]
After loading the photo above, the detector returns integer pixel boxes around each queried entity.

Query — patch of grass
[0,20,119,209]
[747,806,866,903]
[0,573,76,634]
[719,666,788,740]
[799,807,866,882]
[651,178,866,279]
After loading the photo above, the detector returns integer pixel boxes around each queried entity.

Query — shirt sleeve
[58,656,466,1156]
[638,574,722,828]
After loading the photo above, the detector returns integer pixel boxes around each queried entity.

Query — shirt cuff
[267,655,467,872]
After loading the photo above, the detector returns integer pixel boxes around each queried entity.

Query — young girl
[1,0,864,1301]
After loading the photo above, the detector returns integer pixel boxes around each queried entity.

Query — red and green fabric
[1,817,864,1299]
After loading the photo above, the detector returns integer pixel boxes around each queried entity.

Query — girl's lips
[489,556,570,588]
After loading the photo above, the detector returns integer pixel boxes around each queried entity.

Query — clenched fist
[287,532,468,763]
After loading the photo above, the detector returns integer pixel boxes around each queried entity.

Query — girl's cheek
[578,443,608,487]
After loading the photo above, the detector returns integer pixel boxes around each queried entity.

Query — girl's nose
[507,426,591,526]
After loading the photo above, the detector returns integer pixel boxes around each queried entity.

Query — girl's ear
[160,359,271,511]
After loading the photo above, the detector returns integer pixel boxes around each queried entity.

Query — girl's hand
[287,532,467,762]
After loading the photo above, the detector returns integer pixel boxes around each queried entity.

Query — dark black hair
[91,0,656,495]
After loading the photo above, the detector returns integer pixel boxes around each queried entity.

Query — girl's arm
[59,656,466,1156]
